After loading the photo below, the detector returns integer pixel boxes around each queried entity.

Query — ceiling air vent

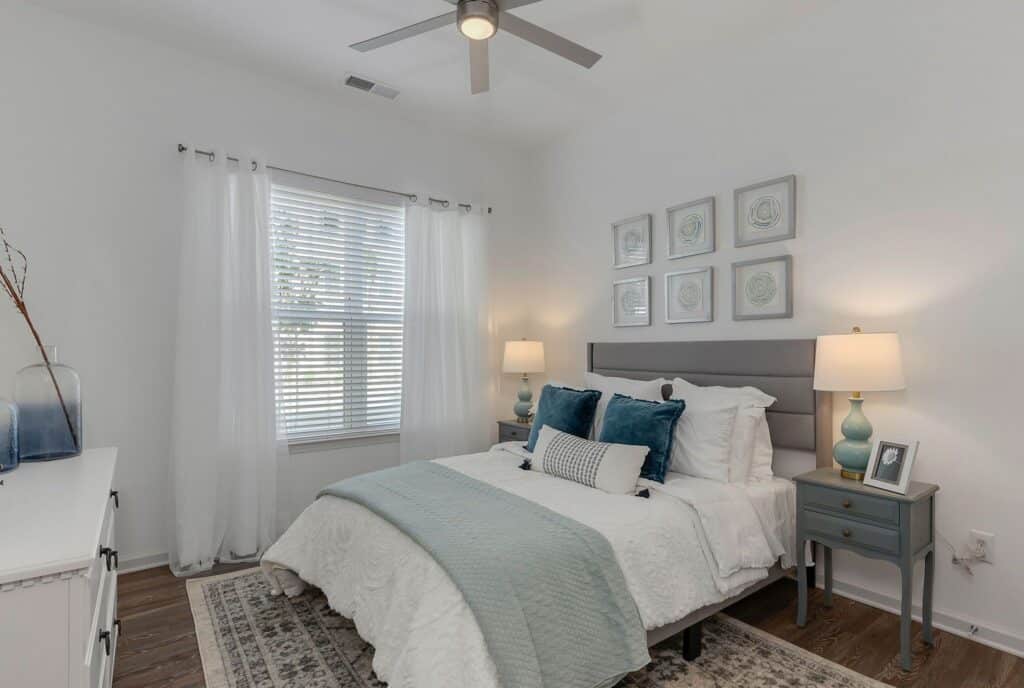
[344,73,400,100]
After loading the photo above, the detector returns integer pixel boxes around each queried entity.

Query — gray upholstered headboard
[588,340,833,469]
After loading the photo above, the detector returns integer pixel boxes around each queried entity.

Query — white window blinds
[271,182,405,442]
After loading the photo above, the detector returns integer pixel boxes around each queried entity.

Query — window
[270,181,405,443]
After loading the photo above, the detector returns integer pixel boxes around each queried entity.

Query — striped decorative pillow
[530,425,648,494]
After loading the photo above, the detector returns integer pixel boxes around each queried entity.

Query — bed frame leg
[682,622,702,661]
[805,541,817,590]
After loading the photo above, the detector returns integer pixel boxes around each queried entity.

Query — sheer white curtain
[400,204,493,463]
[169,148,282,576]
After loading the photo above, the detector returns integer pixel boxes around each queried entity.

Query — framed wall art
[667,197,715,260]
[665,267,713,324]
[611,214,652,269]
[734,175,796,247]
[613,276,651,327]
[732,255,793,320]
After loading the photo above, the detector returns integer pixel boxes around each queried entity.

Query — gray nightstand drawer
[804,509,899,555]
[498,421,531,443]
[803,484,899,526]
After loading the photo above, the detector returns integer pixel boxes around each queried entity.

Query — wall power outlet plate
[970,530,995,564]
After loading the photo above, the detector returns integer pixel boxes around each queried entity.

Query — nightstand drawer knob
[842,499,852,508]
[842,528,852,538]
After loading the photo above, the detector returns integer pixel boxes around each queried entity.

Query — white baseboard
[825,577,1024,660]
[117,552,169,574]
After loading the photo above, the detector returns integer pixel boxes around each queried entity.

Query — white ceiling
[28,0,817,146]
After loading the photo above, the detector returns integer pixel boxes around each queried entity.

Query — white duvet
[261,444,795,688]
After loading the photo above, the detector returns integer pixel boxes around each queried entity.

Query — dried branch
[0,226,80,452]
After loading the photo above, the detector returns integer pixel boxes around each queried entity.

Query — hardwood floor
[113,566,1023,688]
[726,579,1024,688]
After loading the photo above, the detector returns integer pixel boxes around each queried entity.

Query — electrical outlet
[970,530,995,564]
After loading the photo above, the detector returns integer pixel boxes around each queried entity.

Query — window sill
[286,430,400,454]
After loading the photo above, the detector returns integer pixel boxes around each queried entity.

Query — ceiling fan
[350,0,602,95]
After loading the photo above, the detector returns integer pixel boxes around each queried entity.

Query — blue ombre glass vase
[0,398,17,472]
[15,345,83,462]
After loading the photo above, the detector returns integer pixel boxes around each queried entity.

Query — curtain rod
[176,145,491,214]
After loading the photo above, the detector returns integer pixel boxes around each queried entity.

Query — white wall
[0,1,537,562]
[523,0,1024,653]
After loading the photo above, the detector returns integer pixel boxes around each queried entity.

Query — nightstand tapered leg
[900,562,913,671]
[923,549,935,645]
[796,538,807,627]
[823,546,833,607]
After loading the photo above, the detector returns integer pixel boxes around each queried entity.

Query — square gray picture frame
[611,214,653,269]
[665,267,714,324]
[612,276,651,327]
[734,174,797,248]
[666,196,716,260]
[732,255,793,321]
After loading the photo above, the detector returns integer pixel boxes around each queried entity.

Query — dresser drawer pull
[842,499,852,509]
[99,546,119,571]
[110,490,120,509]
[842,528,852,538]
[98,629,111,657]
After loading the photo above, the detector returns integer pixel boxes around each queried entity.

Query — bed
[262,339,832,688]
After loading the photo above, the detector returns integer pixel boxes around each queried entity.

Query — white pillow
[530,425,648,495]
[583,372,666,438]
[672,377,776,483]
[667,398,738,483]
[728,407,762,483]
[748,409,775,481]
[672,377,775,409]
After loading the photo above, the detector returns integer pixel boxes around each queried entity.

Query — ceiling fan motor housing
[458,0,500,39]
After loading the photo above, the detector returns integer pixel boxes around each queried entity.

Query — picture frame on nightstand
[863,438,919,495]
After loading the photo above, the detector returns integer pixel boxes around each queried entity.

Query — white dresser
[0,448,120,688]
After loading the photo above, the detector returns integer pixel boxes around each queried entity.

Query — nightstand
[794,468,939,671]
[497,419,532,444]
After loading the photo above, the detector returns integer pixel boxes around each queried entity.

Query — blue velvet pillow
[599,393,685,483]
[525,385,602,452]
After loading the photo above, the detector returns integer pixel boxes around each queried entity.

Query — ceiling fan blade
[470,39,490,94]
[350,11,457,52]
[499,0,545,9]
[441,0,544,7]
[500,13,602,69]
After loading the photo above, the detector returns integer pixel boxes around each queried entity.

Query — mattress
[262,445,795,688]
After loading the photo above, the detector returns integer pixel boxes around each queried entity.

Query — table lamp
[814,327,906,480]
[503,340,545,422]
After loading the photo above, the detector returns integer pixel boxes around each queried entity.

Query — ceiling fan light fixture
[458,0,499,41]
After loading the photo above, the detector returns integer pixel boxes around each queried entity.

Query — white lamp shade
[814,332,906,392]
[503,340,545,374]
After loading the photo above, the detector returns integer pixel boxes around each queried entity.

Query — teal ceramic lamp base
[514,375,533,423]
[834,395,873,480]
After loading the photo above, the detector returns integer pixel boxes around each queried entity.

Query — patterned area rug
[188,569,885,688]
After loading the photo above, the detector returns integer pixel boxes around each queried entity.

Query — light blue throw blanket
[318,461,650,688]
